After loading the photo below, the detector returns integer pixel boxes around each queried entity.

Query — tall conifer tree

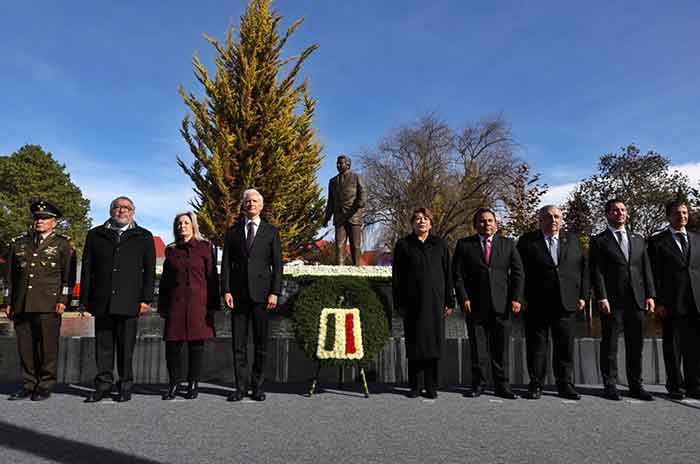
[178,0,325,255]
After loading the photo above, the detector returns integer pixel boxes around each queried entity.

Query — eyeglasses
[112,205,133,212]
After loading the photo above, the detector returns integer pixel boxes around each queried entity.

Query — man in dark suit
[81,196,156,403]
[324,155,366,265]
[453,207,524,399]
[590,199,655,401]
[222,189,283,402]
[4,200,76,401]
[517,205,589,400]
[648,200,700,400]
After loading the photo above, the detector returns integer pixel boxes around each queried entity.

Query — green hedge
[292,276,390,367]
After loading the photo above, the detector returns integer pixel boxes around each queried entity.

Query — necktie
[35,235,42,248]
[484,238,492,264]
[615,230,629,261]
[678,233,689,259]
[246,221,256,251]
[548,236,558,266]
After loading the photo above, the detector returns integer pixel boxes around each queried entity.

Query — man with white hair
[221,189,282,402]
[81,196,156,403]
[517,205,589,400]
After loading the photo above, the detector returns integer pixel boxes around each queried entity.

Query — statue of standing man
[325,155,367,266]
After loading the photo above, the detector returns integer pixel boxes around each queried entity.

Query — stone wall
[0,335,668,387]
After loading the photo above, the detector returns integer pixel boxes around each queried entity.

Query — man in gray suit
[325,155,366,265]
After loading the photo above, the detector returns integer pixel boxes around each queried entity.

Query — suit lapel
[686,230,698,265]
[662,230,685,263]
[602,229,627,263]
[236,222,248,257]
[558,232,568,264]
[489,235,501,266]
[470,235,486,265]
[250,221,266,254]
[535,231,557,267]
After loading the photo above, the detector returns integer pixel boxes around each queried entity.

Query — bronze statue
[325,155,367,265]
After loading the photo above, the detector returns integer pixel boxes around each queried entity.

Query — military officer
[4,200,76,401]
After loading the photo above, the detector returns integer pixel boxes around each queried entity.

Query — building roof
[153,236,166,258]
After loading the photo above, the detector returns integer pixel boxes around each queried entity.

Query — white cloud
[672,161,700,186]
[540,162,700,210]
[57,148,196,241]
[540,182,578,208]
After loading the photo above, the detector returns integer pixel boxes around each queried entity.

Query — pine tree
[178,0,325,255]
[0,145,91,256]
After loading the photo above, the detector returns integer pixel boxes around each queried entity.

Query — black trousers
[231,299,269,392]
[335,223,362,265]
[525,310,575,386]
[94,315,138,393]
[407,358,438,393]
[165,340,205,384]
[678,311,700,391]
[661,315,684,391]
[466,312,510,387]
[14,313,61,391]
[600,307,645,388]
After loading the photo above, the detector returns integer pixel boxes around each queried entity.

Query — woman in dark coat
[392,207,454,399]
[158,212,219,400]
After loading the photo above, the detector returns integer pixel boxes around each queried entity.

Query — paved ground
[0,383,698,464]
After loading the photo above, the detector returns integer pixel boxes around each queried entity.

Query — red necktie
[484,238,491,264]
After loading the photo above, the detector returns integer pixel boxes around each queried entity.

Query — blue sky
[2,0,699,242]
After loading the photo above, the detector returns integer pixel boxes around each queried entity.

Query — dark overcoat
[6,231,76,313]
[392,233,454,360]
[157,239,218,341]
[80,223,156,317]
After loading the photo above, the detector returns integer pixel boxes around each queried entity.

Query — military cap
[30,199,62,219]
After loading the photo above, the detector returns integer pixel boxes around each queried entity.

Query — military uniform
[5,200,76,399]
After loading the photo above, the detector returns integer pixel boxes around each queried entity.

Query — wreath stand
[308,360,370,398]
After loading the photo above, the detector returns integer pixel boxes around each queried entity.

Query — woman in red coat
[158,212,219,400]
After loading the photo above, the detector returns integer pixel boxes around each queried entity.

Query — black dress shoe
[423,390,438,399]
[558,383,581,401]
[603,385,621,401]
[406,389,420,398]
[684,388,700,400]
[8,388,33,401]
[85,390,110,403]
[31,388,51,401]
[184,381,199,400]
[629,386,654,401]
[251,390,266,402]
[227,390,244,402]
[469,384,484,398]
[668,389,686,400]
[114,391,132,402]
[495,385,518,400]
[526,384,542,400]
[162,384,178,401]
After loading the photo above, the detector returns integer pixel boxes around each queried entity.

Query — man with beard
[590,199,655,401]
[81,196,155,403]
